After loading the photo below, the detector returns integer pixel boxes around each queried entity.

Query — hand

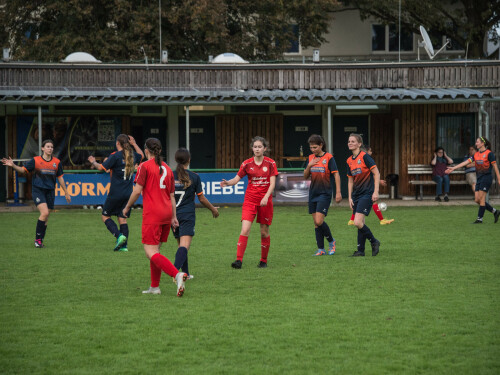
[372,192,379,202]
[349,198,354,210]
[212,207,219,218]
[122,207,130,217]
[220,179,228,188]
[65,193,71,203]
[307,157,320,168]
[1,157,14,167]
[433,153,437,158]
[380,179,387,186]
[260,197,269,206]
[335,192,342,203]
[171,217,179,229]
[445,167,453,175]
[88,155,96,164]
[128,135,137,147]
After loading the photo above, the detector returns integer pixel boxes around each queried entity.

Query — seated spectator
[431,147,453,202]
[464,146,476,193]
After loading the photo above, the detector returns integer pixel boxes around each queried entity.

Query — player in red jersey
[447,136,500,224]
[220,136,278,269]
[2,139,71,248]
[122,138,188,297]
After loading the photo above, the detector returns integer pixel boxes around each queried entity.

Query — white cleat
[142,286,161,295]
[175,272,188,297]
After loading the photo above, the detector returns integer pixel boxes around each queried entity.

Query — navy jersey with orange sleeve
[468,150,496,177]
[308,152,339,202]
[23,156,63,190]
[173,170,203,215]
[102,150,143,199]
[346,151,376,200]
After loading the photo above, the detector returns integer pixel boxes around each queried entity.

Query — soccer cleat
[231,260,242,269]
[444,195,449,202]
[34,239,44,248]
[257,261,267,268]
[380,219,394,225]
[472,219,483,224]
[371,240,380,256]
[117,246,128,252]
[347,220,355,226]
[313,249,326,256]
[494,210,500,224]
[187,274,194,280]
[351,250,365,257]
[142,286,161,295]
[175,272,188,297]
[435,196,441,202]
[328,240,336,255]
[113,234,127,251]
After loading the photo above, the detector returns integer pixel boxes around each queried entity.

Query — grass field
[0,205,499,374]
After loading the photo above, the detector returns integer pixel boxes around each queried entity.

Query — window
[281,24,301,54]
[372,24,413,53]
[372,25,386,51]
[436,114,475,163]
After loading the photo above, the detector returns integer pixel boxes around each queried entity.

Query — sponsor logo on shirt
[322,159,327,164]
[263,167,268,172]
[351,168,362,176]
[311,167,325,173]
[357,159,361,164]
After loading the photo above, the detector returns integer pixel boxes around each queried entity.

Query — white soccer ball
[378,202,387,211]
[97,206,102,210]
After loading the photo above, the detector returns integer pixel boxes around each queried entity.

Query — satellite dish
[418,26,450,60]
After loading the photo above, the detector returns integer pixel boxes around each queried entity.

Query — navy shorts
[32,186,55,209]
[353,197,373,216]
[173,216,196,239]
[308,199,331,216]
[103,196,130,218]
[475,175,492,192]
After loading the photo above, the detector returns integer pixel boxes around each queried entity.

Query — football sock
[182,255,189,275]
[350,213,355,221]
[477,206,486,220]
[174,246,188,270]
[35,220,45,241]
[357,229,366,252]
[315,227,325,250]
[373,203,384,220]
[236,235,248,261]
[104,218,120,238]
[151,253,178,278]
[360,225,376,243]
[149,259,162,287]
[260,236,270,263]
[320,222,333,243]
[485,203,494,213]
[41,222,48,240]
[119,224,129,246]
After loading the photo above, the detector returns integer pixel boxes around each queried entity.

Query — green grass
[0,206,499,374]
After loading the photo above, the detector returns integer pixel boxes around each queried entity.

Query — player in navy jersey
[447,136,500,224]
[346,133,381,257]
[172,148,219,278]
[303,134,342,256]
[88,134,144,251]
[2,139,71,247]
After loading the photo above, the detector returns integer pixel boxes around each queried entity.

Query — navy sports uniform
[347,151,376,215]
[468,149,496,192]
[172,170,203,238]
[102,151,142,217]
[307,153,339,216]
[23,156,64,209]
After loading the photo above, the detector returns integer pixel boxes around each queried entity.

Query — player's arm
[1,157,26,175]
[371,166,380,202]
[492,162,500,186]
[333,172,342,203]
[221,175,241,187]
[304,157,319,179]
[57,175,71,203]
[128,135,145,161]
[446,159,470,174]
[88,155,106,171]
[347,176,354,209]
[260,175,276,206]
[198,194,219,218]
[123,183,143,216]
[170,192,179,228]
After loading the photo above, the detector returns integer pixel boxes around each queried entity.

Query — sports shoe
[472,219,483,224]
[494,210,500,224]
[328,240,336,255]
[113,234,127,251]
[117,246,128,252]
[313,249,326,256]
[175,272,188,297]
[371,240,380,256]
[380,219,394,225]
[34,239,44,248]
[347,220,355,226]
[435,196,441,202]
[231,260,242,269]
[187,274,194,280]
[142,286,161,295]
[258,261,267,268]
[444,195,449,202]
[351,250,365,257]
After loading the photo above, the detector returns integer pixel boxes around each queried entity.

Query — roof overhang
[0,87,495,106]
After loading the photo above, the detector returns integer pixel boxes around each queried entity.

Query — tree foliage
[344,0,500,58]
[0,0,340,62]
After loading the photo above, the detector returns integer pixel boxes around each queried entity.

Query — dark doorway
[0,117,5,202]
[332,116,369,197]
[179,116,215,169]
[283,115,322,167]
[130,118,167,159]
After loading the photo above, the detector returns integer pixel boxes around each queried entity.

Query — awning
[0,87,493,105]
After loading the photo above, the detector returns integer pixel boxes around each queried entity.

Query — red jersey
[134,159,175,225]
[237,156,278,205]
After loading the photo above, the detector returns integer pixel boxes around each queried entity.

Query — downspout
[479,101,489,140]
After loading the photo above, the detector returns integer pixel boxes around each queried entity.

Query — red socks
[236,235,248,261]
[151,253,178,278]
[149,260,162,287]
[260,236,270,263]
[373,203,384,220]
[350,213,355,221]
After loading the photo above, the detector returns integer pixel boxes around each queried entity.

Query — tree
[344,0,500,59]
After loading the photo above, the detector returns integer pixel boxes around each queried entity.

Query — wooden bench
[408,164,467,200]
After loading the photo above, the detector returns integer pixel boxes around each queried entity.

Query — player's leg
[256,202,273,266]
[375,203,394,225]
[474,190,487,223]
[35,202,49,248]
[233,201,256,269]
[348,211,355,225]
[352,198,380,256]
[316,201,335,255]
[116,198,130,251]
[41,189,56,242]
[175,235,193,276]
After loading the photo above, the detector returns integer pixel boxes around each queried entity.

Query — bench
[408,164,467,200]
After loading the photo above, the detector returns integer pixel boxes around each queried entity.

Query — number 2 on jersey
[159,166,168,188]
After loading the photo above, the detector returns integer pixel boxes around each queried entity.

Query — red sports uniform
[134,159,175,245]
[237,156,278,224]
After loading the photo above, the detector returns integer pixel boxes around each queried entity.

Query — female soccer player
[347,145,394,226]
[122,138,187,297]
[2,139,71,247]
[446,136,500,224]
[303,134,342,256]
[220,136,278,269]
[88,134,144,252]
[347,134,381,257]
[172,148,219,278]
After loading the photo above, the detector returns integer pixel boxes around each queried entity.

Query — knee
[474,197,481,204]
[39,212,49,221]
[313,219,324,227]
[260,229,269,238]
[354,218,364,228]
[240,228,250,237]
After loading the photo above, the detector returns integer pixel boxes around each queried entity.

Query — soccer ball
[378,202,387,211]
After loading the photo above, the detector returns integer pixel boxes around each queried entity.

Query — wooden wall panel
[370,113,395,196]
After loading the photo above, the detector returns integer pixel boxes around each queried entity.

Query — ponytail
[117,134,135,178]
[144,138,163,175]
[175,148,192,189]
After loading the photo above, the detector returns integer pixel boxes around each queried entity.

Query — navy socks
[319,222,334,243]
[174,247,188,273]
[104,218,120,238]
[477,206,486,220]
[35,220,45,241]
[120,224,129,246]
[315,227,325,249]
[359,225,376,243]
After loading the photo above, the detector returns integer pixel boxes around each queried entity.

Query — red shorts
[142,223,170,245]
[241,200,274,225]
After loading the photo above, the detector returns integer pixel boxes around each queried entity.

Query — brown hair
[116,134,135,179]
[144,138,163,175]
[349,133,364,148]
[479,136,491,150]
[308,134,326,152]
[250,136,270,156]
[175,148,192,189]
[41,139,54,148]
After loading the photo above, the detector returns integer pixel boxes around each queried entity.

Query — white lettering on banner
[202,181,245,195]
[212,183,221,195]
